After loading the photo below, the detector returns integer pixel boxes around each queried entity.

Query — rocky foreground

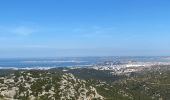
[0,65,170,100]
[0,70,103,100]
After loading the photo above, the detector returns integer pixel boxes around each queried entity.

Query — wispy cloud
[22,44,51,48]
[72,26,116,38]
[0,25,39,37]
[11,26,38,36]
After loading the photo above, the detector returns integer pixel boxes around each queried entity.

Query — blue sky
[0,0,170,57]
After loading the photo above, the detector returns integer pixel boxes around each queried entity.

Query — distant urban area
[0,56,170,100]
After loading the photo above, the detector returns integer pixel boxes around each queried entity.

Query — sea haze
[0,57,98,69]
[0,56,170,69]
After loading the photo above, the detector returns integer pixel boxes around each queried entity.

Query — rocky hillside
[0,70,103,100]
[0,65,170,100]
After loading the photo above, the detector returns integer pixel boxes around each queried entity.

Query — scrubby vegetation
[0,69,103,100]
[0,65,170,100]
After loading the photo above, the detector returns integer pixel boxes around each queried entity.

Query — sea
[0,57,100,69]
[0,56,170,69]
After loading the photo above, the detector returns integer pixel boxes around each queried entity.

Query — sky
[0,0,170,57]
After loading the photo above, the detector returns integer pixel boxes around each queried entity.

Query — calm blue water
[0,57,99,69]
[0,57,169,69]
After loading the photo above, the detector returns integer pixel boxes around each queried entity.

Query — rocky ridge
[0,71,103,100]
